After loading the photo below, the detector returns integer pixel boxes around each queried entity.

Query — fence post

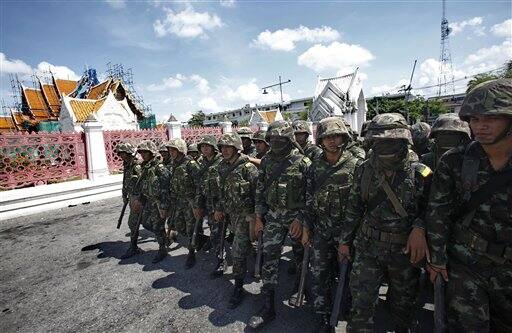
[219,120,232,134]
[82,115,110,181]
[166,120,182,139]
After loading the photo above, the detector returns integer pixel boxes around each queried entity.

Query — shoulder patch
[245,162,253,168]
[414,163,433,178]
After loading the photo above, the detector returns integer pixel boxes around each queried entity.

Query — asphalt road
[0,197,434,332]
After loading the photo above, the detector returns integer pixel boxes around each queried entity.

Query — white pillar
[219,121,232,134]
[82,115,110,181]
[257,122,268,131]
[306,121,314,143]
[166,121,182,139]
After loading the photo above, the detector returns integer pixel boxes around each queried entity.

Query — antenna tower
[438,0,455,96]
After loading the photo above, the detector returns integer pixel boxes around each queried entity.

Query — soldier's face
[469,115,511,145]
[200,144,214,158]
[168,147,179,160]
[160,151,169,160]
[254,140,269,154]
[322,134,344,153]
[221,145,236,160]
[188,152,199,159]
[295,133,308,145]
[242,137,252,149]
[139,150,152,162]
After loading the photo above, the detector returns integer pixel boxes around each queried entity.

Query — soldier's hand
[214,211,224,222]
[254,216,264,238]
[130,198,142,213]
[338,244,351,261]
[193,208,204,220]
[427,263,449,283]
[159,209,169,219]
[405,227,430,264]
[289,219,302,239]
[301,227,311,247]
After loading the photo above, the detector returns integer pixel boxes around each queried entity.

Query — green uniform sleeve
[255,157,269,215]
[339,164,365,245]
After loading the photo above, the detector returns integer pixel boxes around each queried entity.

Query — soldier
[167,138,201,268]
[420,113,471,170]
[292,119,323,160]
[130,140,170,263]
[340,117,366,163]
[214,133,259,308]
[115,142,142,259]
[159,143,172,167]
[187,143,200,160]
[248,120,312,329]
[426,78,512,332]
[303,117,361,332]
[338,113,432,332]
[253,130,270,159]
[237,126,257,157]
[411,122,432,157]
[360,120,372,152]
[194,135,224,278]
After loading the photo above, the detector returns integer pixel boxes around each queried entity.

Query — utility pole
[262,76,291,104]
[438,0,455,96]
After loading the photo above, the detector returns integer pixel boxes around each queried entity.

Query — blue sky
[1,0,510,122]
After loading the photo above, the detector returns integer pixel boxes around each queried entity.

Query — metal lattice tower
[438,0,455,96]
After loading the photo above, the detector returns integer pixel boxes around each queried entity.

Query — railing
[103,129,167,172]
[181,126,222,144]
[0,132,86,190]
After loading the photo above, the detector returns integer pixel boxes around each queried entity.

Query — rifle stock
[191,216,203,248]
[254,230,263,279]
[330,259,349,327]
[218,218,228,272]
[294,245,310,307]
[434,274,447,333]
[116,200,129,229]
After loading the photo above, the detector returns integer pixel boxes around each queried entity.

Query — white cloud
[153,6,223,39]
[220,79,290,105]
[35,61,80,80]
[463,40,512,71]
[449,17,485,36]
[297,41,375,73]
[190,74,210,94]
[0,53,32,75]
[370,79,409,96]
[219,0,236,7]
[105,0,126,9]
[146,75,184,91]
[491,19,512,38]
[198,97,221,112]
[253,26,340,52]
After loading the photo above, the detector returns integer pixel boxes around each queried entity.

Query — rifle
[293,244,311,307]
[132,200,147,241]
[254,230,263,279]
[116,199,129,229]
[217,218,228,272]
[434,274,447,333]
[330,258,349,327]
[190,215,203,249]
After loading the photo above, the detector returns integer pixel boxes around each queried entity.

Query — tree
[299,110,309,121]
[466,60,512,92]
[188,110,205,127]
[367,96,448,123]
[282,112,292,121]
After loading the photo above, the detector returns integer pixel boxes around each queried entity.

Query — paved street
[0,197,433,332]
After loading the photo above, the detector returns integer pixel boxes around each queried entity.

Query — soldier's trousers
[261,209,303,292]
[207,213,222,256]
[311,233,338,315]
[347,239,420,332]
[134,202,166,246]
[228,212,252,280]
[446,259,512,333]
[172,201,194,246]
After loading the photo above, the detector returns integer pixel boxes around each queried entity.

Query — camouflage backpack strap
[314,157,350,193]
[360,162,374,203]
[264,153,303,189]
[378,173,408,218]
[460,142,480,227]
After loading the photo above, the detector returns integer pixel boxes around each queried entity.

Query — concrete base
[0,175,123,221]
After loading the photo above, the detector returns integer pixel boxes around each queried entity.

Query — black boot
[228,279,245,309]
[185,249,196,269]
[152,245,167,263]
[248,289,276,329]
[210,259,224,279]
[316,314,334,333]
[121,237,142,259]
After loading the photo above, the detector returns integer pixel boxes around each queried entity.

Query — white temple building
[310,69,367,132]
[249,108,284,126]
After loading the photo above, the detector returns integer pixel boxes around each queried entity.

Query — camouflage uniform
[217,133,259,306]
[411,122,432,157]
[237,127,258,157]
[132,140,170,262]
[187,143,200,160]
[426,79,512,332]
[253,130,269,159]
[306,118,361,321]
[293,119,323,161]
[420,113,471,170]
[340,117,366,164]
[339,113,432,332]
[167,139,201,248]
[159,143,172,167]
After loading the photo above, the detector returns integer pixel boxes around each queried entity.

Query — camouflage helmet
[115,142,136,156]
[187,143,199,153]
[237,127,254,139]
[430,113,471,138]
[159,143,168,153]
[292,120,312,135]
[198,135,219,151]
[265,120,295,142]
[460,78,512,121]
[137,140,158,155]
[360,120,371,137]
[367,113,413,144]
[316,117,349,141]
[167,138,187,155]
[252,130,269,145]
[218,133,243,151]
[411,122,431,143]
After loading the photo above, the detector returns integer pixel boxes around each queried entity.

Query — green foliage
[367,96,448,123]
[188,110,205,127]
[238,119,249,127]
[298,110,309,121]
[466,60,512,92]
[282,112,292,121]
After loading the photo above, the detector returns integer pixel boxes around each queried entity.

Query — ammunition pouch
[360,224,409,245]
[452,226,512,263]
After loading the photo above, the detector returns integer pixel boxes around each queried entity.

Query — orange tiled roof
[41,84,61,115]
[23,88,50,113]
[69,98,106,122]
[87,79,112,100]
[259,110,277,123]
[54,79,77,97]
[12,111,31,126]
[0,116,16,132]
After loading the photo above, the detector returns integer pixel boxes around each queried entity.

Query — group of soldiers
[114,78,512,332]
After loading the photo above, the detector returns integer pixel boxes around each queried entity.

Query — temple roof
[86,79,112,100]
[258,110,278,123]
[0,116,16,133]
[54,79,78,97]
[41,83,61,115]
[69,98,107,122]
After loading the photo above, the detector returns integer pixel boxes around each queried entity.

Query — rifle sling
[265,154,302,189]
[314,157,349,192]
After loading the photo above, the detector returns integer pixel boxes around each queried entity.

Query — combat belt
[360,224,409,245]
